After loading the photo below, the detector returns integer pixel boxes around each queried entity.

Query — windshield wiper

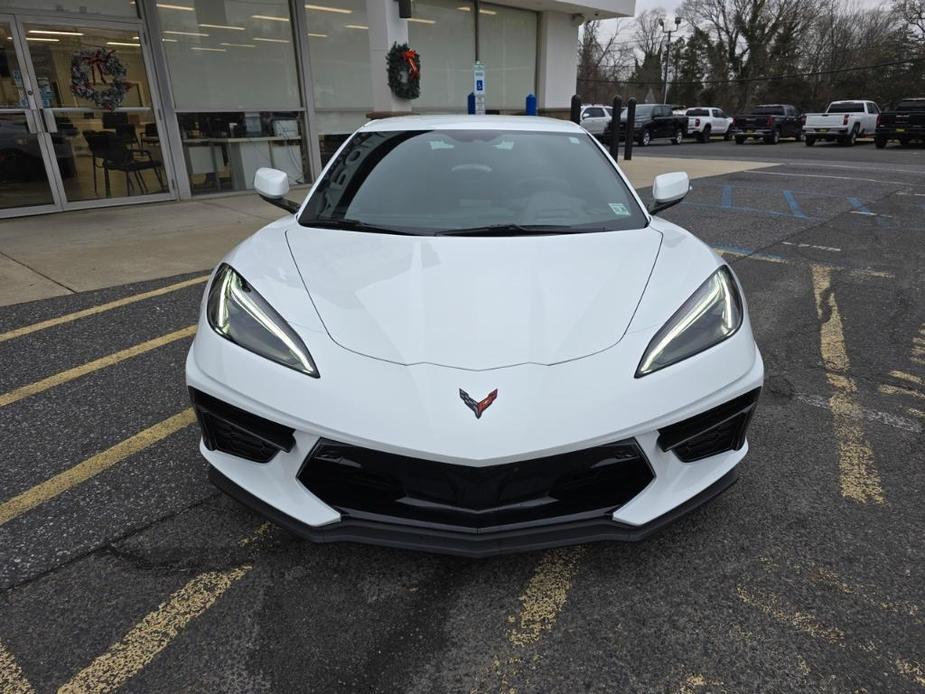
[302,218,415,235]
[434,224,588,237]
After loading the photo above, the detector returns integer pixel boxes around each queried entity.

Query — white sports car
[186,115,763,557]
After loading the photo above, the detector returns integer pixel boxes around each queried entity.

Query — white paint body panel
[186,115,764,541]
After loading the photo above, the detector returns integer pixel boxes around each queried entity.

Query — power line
[577,59,918,87]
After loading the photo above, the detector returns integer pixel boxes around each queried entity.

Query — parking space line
[783,191,808,219]
[58,566,251,694]
[715,247,893,280]
[0,275,208,345]
[811,265,884,504]
[720,185,733,209]
[794,393,921,434]
[0,325,196,409]
[0,409,196,527]
[737,584,925,688]
[0,640,35,694]
[737,585,845,642]
[890,370,924,387]
[879,384,925,401]
[508,547,585,647]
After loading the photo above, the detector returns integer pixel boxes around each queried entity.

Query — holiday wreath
[386,42,421,100]
[70,48,132,111]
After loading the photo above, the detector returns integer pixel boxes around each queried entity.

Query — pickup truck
[685,107,734,142]
[604,103,687,146]
[803,100,879,146]
[579,104,613,137]
[874,98,925,148]
[732,104,803,144]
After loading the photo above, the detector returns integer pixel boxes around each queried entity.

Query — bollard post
[609,95,623,160]
[525,93,537,116]
[467,92,475,115]
[570,94,582,125]
[624,97,636,161]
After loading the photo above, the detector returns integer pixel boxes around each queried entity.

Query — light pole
[659,16,682,105]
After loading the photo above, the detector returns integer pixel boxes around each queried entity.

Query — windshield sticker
[609,203,631,217]
[493,140,515,150]
[429,140,454,150]
[568,136,580,144]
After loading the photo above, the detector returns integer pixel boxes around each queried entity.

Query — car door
[864,102,879,134]
[714,109,732,133]
[653,105,670,137]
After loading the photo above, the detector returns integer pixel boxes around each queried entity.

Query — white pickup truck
[802,100,880,146]
[684,107,734,142]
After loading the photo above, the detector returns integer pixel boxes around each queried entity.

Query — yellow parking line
[811,265,884,504]
[58,566,251,694]
[508,546,584,647]
[0,641,35,694]
[737,585,845,643]
[879,384,925,401]
[0,409,196,527]
[890,370,925,387]
[0,325,196,409]
[0,275,208,344]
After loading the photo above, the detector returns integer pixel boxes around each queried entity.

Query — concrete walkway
[0,156,772,307]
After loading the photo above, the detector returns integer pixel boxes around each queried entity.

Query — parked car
[685,107,734,142]
[874,97,925,148]
[732,104,803,144]
[605,104,687,146]
[580,104,613,137]
[802,100,879,146]
[189,115,764,557]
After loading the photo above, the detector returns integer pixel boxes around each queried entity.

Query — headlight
[207,264,319,377]
[636,267,742,377]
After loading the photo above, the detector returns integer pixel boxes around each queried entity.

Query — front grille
[190,388,295,463]
[658,388,761,462]
[298,440,653,530]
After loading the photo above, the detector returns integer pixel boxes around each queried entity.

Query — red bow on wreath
[402,49,419,79]
[86,49,115,85]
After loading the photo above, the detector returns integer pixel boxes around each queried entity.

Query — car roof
[360,114,585,133]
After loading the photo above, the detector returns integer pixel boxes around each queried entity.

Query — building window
[409,0,536,113]
[0,0,138,18]
[156,0,306,193]
[408,0,475,112]
[305,0,373,164]
[480,2,537,111]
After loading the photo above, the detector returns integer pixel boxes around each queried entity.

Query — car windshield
[827,102,865,113]
[299,129,647,235]
[751,106,784,115]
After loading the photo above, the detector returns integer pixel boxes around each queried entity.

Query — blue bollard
[467,92,475,115]
[525,93,537,116]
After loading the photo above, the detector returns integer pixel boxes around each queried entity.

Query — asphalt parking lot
[1,146,924,692]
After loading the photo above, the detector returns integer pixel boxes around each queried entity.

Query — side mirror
[649,171,690,215]
[254,167,299,214]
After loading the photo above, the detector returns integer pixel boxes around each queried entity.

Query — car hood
[286,226,661,370]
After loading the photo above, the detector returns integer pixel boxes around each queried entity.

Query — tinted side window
[868,102,880,114]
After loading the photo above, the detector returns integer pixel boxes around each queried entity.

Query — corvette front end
[185,116,764,556]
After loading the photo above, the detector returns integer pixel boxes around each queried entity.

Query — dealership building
[0,0,631,217]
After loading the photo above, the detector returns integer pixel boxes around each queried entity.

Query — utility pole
[659,16,682,105]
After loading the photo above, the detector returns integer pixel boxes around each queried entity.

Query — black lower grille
[190,388,295,463]
[658,388,761,462]
[298,440,653,530]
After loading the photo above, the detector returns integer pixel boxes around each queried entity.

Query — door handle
[41,109,58,134]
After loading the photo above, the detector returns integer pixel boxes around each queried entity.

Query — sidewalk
[0,156,772,307]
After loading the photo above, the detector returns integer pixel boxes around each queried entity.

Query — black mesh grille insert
[190,388,295,464]
[299,440,653,530]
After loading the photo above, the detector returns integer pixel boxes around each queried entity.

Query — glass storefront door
[0,15,175,217]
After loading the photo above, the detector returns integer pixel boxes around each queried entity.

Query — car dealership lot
[1,154,924,692]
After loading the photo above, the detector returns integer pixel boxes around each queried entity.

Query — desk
[182,136,303,190]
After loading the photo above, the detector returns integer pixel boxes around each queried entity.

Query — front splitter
[210,465,739,558]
